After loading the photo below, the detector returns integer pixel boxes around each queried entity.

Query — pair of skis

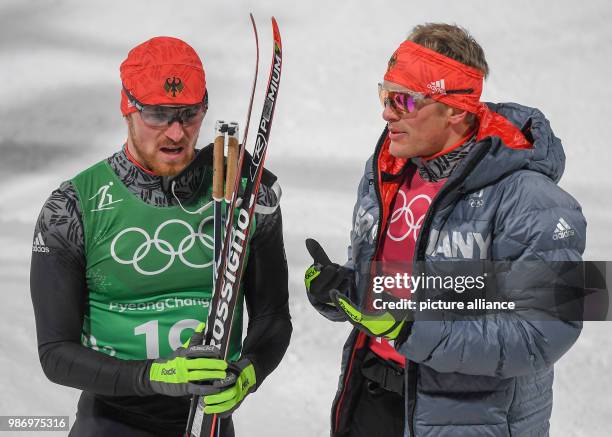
[185,14,283,437]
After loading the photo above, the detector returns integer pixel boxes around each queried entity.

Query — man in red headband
[305,24,585,436]
[30,37,291,436]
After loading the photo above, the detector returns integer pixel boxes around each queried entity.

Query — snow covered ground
[1,0,611,435]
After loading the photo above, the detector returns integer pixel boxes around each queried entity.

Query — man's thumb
[305,238,332,266]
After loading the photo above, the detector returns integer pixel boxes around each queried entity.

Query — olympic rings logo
[387,191,432,242]
[110,218,214,276]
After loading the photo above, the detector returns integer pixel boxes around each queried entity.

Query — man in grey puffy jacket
[304,23,585,437]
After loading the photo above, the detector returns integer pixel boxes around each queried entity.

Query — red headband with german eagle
[384,40,531,149]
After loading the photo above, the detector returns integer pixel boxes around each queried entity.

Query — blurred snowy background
[1,0,611,435]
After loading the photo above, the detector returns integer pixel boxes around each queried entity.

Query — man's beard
[128,121,197,176]
[146,140,196,176]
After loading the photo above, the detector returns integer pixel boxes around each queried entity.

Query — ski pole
[225,123,240,204]
[212,121,227,275]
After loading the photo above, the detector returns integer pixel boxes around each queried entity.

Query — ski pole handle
[213,121,226,202]
[225,123,240,202]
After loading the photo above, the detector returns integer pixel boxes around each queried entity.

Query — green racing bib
[71,160,249,361]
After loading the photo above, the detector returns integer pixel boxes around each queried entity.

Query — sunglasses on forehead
[123,86,208,128]
[378,83,473,115]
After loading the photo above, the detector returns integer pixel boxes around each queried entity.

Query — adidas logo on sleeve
[553,217,575,240]
[32,232,50,253]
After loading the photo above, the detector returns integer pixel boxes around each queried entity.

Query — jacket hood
[459,102,566,192]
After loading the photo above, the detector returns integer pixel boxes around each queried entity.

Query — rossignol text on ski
[185,14,283,437]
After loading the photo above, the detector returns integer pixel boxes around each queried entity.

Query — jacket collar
[412,134,476,182]
[107,145,209,206]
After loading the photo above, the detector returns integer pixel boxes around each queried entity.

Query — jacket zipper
[372,127,388,253]
[407,141,491,437]
[333,128,388,435]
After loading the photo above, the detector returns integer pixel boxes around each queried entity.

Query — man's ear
[447,107,469,126]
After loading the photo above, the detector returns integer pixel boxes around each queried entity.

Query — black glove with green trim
[330,290,410,343]
[304,238,350,306]
[203,358,256,418]
[147,322,228,397]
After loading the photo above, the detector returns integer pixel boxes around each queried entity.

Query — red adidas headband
[385,40,484,113]
[384,40,531,149]
[120,36,206,116]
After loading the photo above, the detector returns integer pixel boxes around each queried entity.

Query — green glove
[148,322,228,397]
[330,290,407,340]
[203,358,256,418]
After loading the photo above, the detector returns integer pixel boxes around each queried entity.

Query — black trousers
[69,392,234,437]
[347,352,405,437]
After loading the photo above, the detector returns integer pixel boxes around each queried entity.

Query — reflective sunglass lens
[378,86,387,107]
[392,93,415,113]
[378,83,417,115]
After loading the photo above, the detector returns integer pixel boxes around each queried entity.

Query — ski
[185,15,283,437]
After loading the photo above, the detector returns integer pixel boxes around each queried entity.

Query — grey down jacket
[311,102,586,437]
